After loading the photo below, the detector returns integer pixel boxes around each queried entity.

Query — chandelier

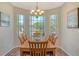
[30,2,44,16]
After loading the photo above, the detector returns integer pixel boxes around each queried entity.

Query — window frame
[16,13,25,36]
[50,15,58,34]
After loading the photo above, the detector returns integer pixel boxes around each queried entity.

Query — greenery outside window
[29,16,45,40]
[50,15,58,34]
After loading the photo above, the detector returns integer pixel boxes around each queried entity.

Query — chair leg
[45,51,46,56]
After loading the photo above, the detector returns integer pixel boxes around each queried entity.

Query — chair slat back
[29,41,48,48]
[29,41,48,56]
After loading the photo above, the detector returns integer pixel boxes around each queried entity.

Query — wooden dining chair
[28,41,48,56]
[51,34,57,45]
[47,34,57,56]
[50,34,57,56]
[19,33,27,45]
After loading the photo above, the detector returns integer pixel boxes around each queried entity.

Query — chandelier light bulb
[31,10,35,12]
[35,12,37,15]
[31,10,34,14]
[41,11,44,13]
[39,12,42,15]
[37,9,40,12]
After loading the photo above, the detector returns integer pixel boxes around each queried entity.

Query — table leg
[53,48,56,56]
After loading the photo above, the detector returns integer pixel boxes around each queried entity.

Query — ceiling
[11,2,64,10]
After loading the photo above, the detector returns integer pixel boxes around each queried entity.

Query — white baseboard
[58,46,72,56]
[3,46,19,56]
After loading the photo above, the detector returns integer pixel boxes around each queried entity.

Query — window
[29,16,45,40]
[50,15,58,34]
[17,14,24,36]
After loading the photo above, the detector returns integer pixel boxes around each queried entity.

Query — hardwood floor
[5,47,68,56]
[56,48,68,56]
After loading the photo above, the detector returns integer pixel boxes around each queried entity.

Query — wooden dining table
[20,39,56,56]
[20,48,56,56]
